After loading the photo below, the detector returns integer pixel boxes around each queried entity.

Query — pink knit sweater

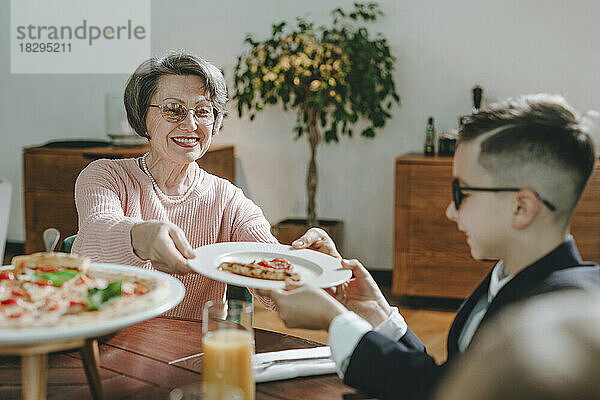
[72,157,278,319]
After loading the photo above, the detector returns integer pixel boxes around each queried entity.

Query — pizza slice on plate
[218,258,301,282]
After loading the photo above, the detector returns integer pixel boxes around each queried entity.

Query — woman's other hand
[130,220,195,274]
[291,227,342,259]
[258,282,347,330]
[334,259,392,327]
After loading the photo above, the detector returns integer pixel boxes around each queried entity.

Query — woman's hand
[291,228,342,259]
[258,283,347,331]
[130,220,195,274]
[333,259,392,327]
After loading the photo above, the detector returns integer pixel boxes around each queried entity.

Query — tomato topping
[0,271,15,280]
[254,258,293,270]
[11,289,27,297]
[134,285,149,295]
[69,301,87,307]
[1,298,17,305]
[34,280,54,287]
[37,266,61,273]
[9,312,23,319]
[45,298,59,311]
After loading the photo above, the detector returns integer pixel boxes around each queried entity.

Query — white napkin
[253,346,337,383]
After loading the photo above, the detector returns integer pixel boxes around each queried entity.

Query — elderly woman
[72,52,276,319]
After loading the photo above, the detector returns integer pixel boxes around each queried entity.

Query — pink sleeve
[72,160,145,266]
[228,187,278,244]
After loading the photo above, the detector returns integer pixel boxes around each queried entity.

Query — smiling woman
[71,52,278,319]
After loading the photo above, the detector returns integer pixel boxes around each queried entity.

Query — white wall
[2,0,599,269]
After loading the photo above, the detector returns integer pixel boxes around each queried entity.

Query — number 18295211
[19,42,72,53]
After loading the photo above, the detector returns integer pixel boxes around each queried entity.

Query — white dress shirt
[457,260,512,351]
[328,307,407,377]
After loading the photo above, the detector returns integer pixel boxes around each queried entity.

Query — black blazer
[344,238,600,400]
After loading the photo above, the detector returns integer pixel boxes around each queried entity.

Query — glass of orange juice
[202,299,254,400]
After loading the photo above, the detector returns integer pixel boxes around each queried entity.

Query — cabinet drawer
[571,213,600,263]
[24,153,88,193]
[196,147,235,182]
[402,250,491,298]
[24,191,78,253]
[575,167,600,215]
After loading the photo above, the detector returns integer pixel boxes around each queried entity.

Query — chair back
[0,180,11,263]
[60,234,77,253]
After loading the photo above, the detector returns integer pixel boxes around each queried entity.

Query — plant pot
[271,218,344,255]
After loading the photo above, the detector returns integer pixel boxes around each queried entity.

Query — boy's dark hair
[459,94,595,223]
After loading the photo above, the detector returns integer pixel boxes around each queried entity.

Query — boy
[261,94,600,400]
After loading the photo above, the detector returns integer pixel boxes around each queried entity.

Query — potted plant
[233,2,399,247]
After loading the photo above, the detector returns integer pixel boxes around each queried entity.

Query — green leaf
[87,280,123,311]
[35,270,79,287]
[361,127,375,137]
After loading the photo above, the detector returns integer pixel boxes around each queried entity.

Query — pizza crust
[11,252,89,274]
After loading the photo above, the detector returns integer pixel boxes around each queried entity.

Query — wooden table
[0,317,367,399]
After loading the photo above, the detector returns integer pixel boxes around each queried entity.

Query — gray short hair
[124,51,228,138]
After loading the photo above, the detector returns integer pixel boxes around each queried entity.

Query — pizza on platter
[218,258,301,282]
[0,252,171,328]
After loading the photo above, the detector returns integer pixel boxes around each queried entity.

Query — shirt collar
[488,260,512,302]
[487,235,579,303]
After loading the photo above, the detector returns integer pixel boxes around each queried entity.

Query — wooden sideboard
[23,144,235,254]
[393,154,600,299]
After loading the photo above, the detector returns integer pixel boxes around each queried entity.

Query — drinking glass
[201,299,254,400]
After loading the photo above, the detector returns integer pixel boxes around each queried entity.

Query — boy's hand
[292,228,342,260]
[335,259,392,327]
[258,283,347,330]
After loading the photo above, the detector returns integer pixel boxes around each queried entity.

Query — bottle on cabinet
[472,85,483,113]
[438,129,457,156]
[459,85,484,128]
[424,116,436,156]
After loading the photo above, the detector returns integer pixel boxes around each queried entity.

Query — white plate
[0,263,185,346]
[188,242,351,289]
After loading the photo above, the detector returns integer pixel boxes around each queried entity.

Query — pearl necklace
[140,152,199,205]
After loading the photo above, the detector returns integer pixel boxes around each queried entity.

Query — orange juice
[202,329,255,400]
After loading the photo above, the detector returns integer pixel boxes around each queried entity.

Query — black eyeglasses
[452,178,556,211]
[149,101,215,125]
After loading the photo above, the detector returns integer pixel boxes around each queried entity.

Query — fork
[253,355,333,371]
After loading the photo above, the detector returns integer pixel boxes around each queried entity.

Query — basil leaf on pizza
[87,279,123,311]
[35,270,79,287]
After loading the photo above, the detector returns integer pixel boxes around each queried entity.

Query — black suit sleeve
[344,328,443,400]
